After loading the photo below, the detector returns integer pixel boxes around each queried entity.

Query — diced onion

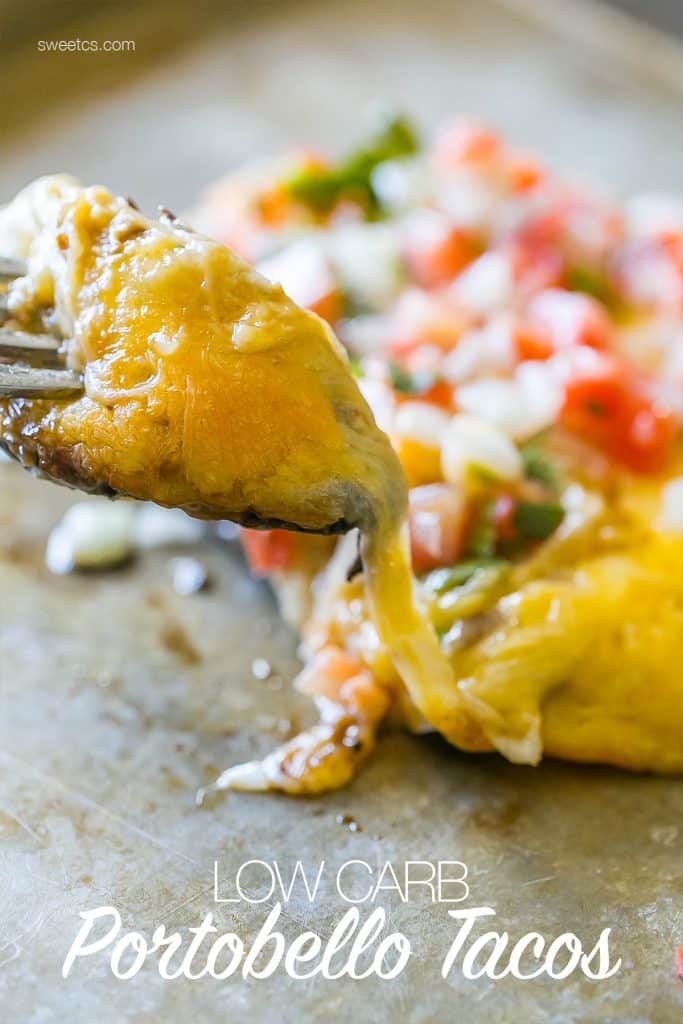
[660,477,683,533]
[449,251,513,316]
[437,172,503,232]
[392,288,463,348]
[357,377,396,435]
[441,413,523,485]
[441,315,515,384]
[327,223,403,310]
[456,367,562,441]
[257,238,335,311]
[338,313,392,355]
[393,401,451,449]
[45,501,136,574]
[371,158,432,211]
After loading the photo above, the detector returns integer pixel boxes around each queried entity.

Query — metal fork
[0,257,83,398]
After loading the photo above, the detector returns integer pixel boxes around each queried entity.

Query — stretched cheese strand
[0,176,473,796]
[204,505,483,796]
[202,468,478,795]
[362,518,484,753]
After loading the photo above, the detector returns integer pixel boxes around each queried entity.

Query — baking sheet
[1,0,682,1020]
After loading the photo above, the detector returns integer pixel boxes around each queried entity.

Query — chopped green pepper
[519,437,562,492]
[388,362,438,396]
[286,113,419,216]
[466,498,497,559]
[566,266,613,305]
[513,500,565,540]
[424,557,510,594]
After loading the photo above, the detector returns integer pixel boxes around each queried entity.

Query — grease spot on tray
[470,800,524,835]
[159,621,201,665]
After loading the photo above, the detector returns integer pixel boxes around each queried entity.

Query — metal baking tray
[0,1,681,1020]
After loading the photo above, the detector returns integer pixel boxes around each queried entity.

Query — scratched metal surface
[0,1,682,1021]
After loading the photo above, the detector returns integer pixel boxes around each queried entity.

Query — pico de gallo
[189,114,683,582]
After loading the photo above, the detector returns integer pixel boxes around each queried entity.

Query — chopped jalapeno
[287,114,419,215]
[513,500,565,540]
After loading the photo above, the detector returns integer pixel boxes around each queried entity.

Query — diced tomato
[306,289,343,324]
[389,325,462,357]
[614,237,683,310]
[257,184,295,229]
[403,227,478,290]
[431,119,501,170]
[505,152,545,193]
[567,197,625,258]
[408,484,468,573]
[527,288,613,351]
[562,360,622,420]
[418,378,455,409]
[241,528,298,576]
[392,359,455,408]
[559,355,678,473]
[259,150,330,228]
[513,319,554,362]
[258,240,340,323]
[492,493,518,543]
[290,147,330,174]
[658,231,683,263]
[515,202,569,250]
[389,291,467,355]
[506,239,565,295]
[515,194,622,260]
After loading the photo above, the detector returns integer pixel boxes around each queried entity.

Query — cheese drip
[363,523,455,719]
[0,174,476,796]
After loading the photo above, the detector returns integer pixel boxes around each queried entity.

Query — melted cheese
[362,521,484,751]
[0,177,403,535]
[0,176,460,793]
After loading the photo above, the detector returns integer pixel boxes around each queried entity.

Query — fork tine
[0,257,79,398]
[1,254,27,321]
[0,257,27,281]
[0,364,82,398]
[0,328,62,364]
